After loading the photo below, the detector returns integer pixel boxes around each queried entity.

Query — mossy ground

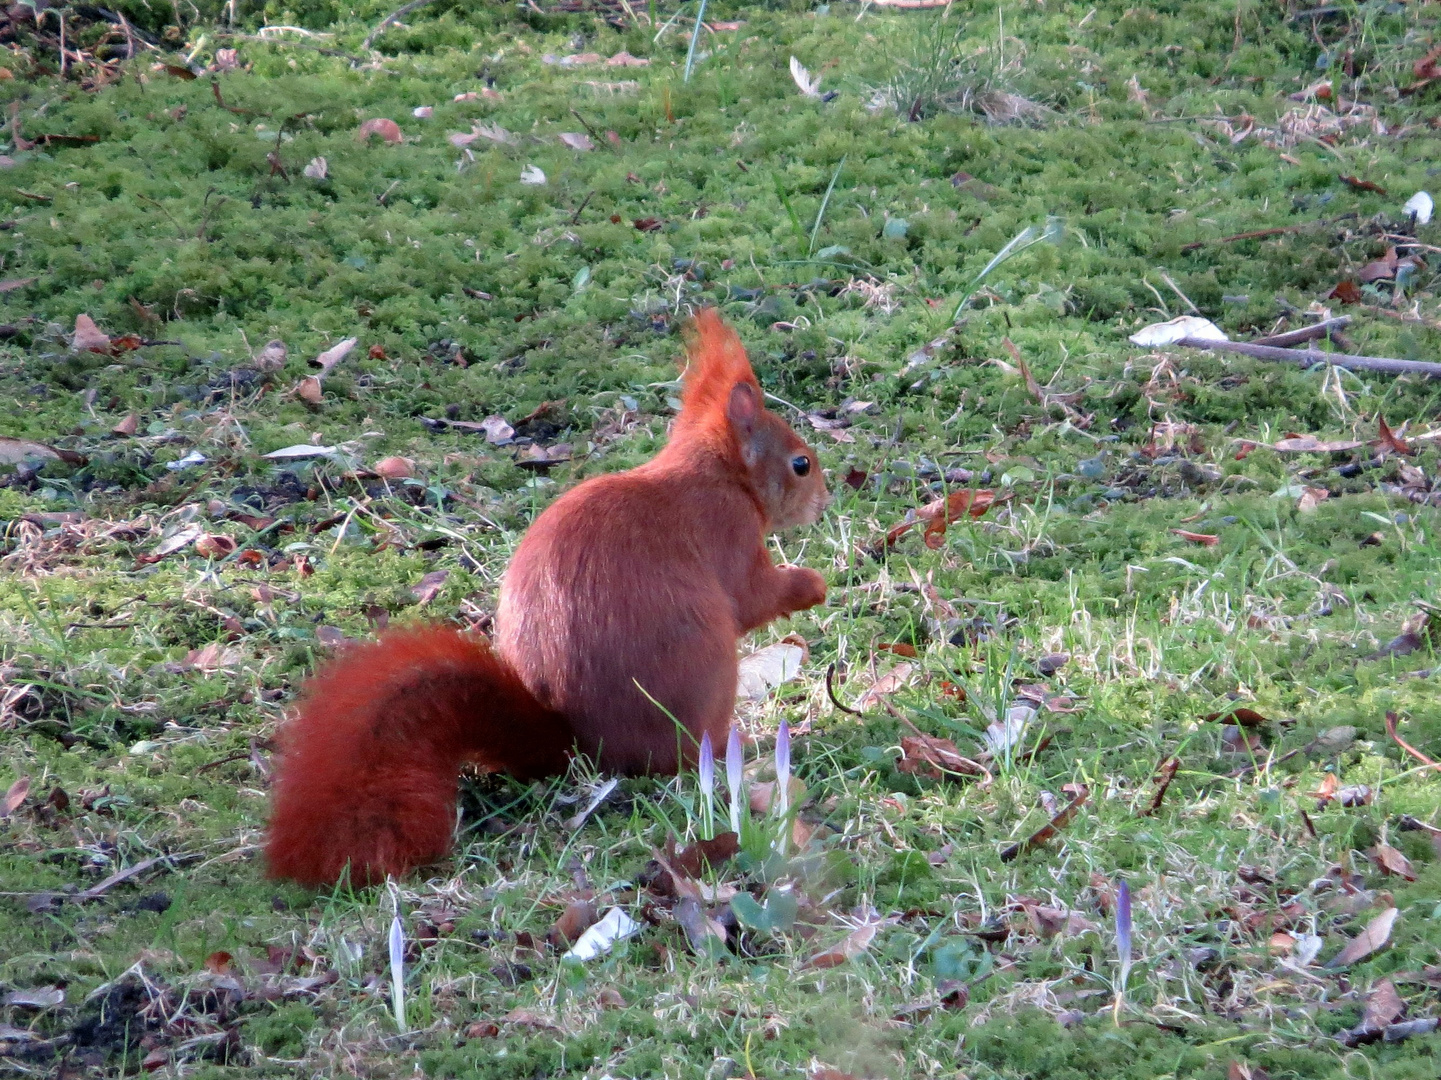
[3,0,1441,1077]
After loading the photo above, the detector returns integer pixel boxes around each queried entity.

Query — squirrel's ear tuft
[678,308,760,425]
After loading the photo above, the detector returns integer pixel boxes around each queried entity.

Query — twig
[213,32,359,61]
[75,852,199,902]
[1138,756,1179,816]
[825,663,861,715]
[196,188,226,239]
[1386,710,1439,771]
[1180,225,1306,252]
[568,190,594,225]
[1159,271,1199,314]
[1251,315,1350,347]
[569,108,605,148]
[1175,337,1441,378]
[361,0,440,51]
[135,194,186,239]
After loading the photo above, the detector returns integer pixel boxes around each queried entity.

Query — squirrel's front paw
[782,566,827,612]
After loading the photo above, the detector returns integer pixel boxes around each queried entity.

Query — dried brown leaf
[1370,844,1416,881]
[410,569,450,605]
[1,775,30,818]
[804,921,879,969]
[1000,784,1089,861]
[1327,906,1398,967]
[357,118,403,144]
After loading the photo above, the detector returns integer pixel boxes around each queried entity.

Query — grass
[3,0,1441,1076]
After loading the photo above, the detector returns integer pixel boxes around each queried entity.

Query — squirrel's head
[678,309,830,530]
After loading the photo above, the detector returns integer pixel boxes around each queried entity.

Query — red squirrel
[265,309,830,886]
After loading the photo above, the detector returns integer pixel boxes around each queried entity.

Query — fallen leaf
[855,662,913,710]
[2,986,64,1008]
[1358,246,1399,283]
[0,437,85,466]
[1,776,30,818]
[1339,978,1408,1045]
[1327,906,1398,968]
[1297,486,1329,513]
[547,899,599,949]
[111,413,139,437]
[372,456,414,479]
[804,921,879,969]
[1370,844,1416,881]
[896,734,988,781]
[737,637,808,701]
[670,833,741,878]
[71,313,111,352]
[1205,706,1270,727]
[203,951,234,974]
[184,642,243,672]
[885,489,995,549]
[1129,315,1228,347]
[1340,175,1387,195]
[411,569,450,605]
[606,51,650,67]
[1269,436,1363,452]
[1329,280,1364,304]
[557,132,594,151]
[1367,978,1407,1029]
[143,524,203,562]
[263,443,335,459]
[501,1008,561,1032]
[194,534,237,559]
[0,276,35,292]
[876,642,918,659]
[520,164,547,186]
[1337,784,1373,807]
[357,118,403,144]
[1037,652,1070,675]
[303,157,328,180]
[633,217,663,232]
[1000,785,1089,861]
[748,776,806,815]
[673,896,727,954]
[1227,1064,1270,1080]
[514,442,571,468]
[1172,529,1219,546]
[1414,46,1441,82]
[1376,416,1413,456]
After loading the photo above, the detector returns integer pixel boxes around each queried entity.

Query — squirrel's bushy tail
[265,626,573,886]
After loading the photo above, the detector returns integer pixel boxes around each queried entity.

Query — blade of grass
[683,0,708,83]
[808,155,847,257]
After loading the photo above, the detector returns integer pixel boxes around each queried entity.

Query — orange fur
[266,310,828,884]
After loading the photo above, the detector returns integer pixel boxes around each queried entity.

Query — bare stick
[1251,316,1351,347]
[1180,225,1306,251]
[1176,337,1441,378]
[825,663,861,715]
[1386,710,1440,772]
[362,0,440,51]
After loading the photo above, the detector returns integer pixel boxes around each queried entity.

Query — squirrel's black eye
[791,455,811,477]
